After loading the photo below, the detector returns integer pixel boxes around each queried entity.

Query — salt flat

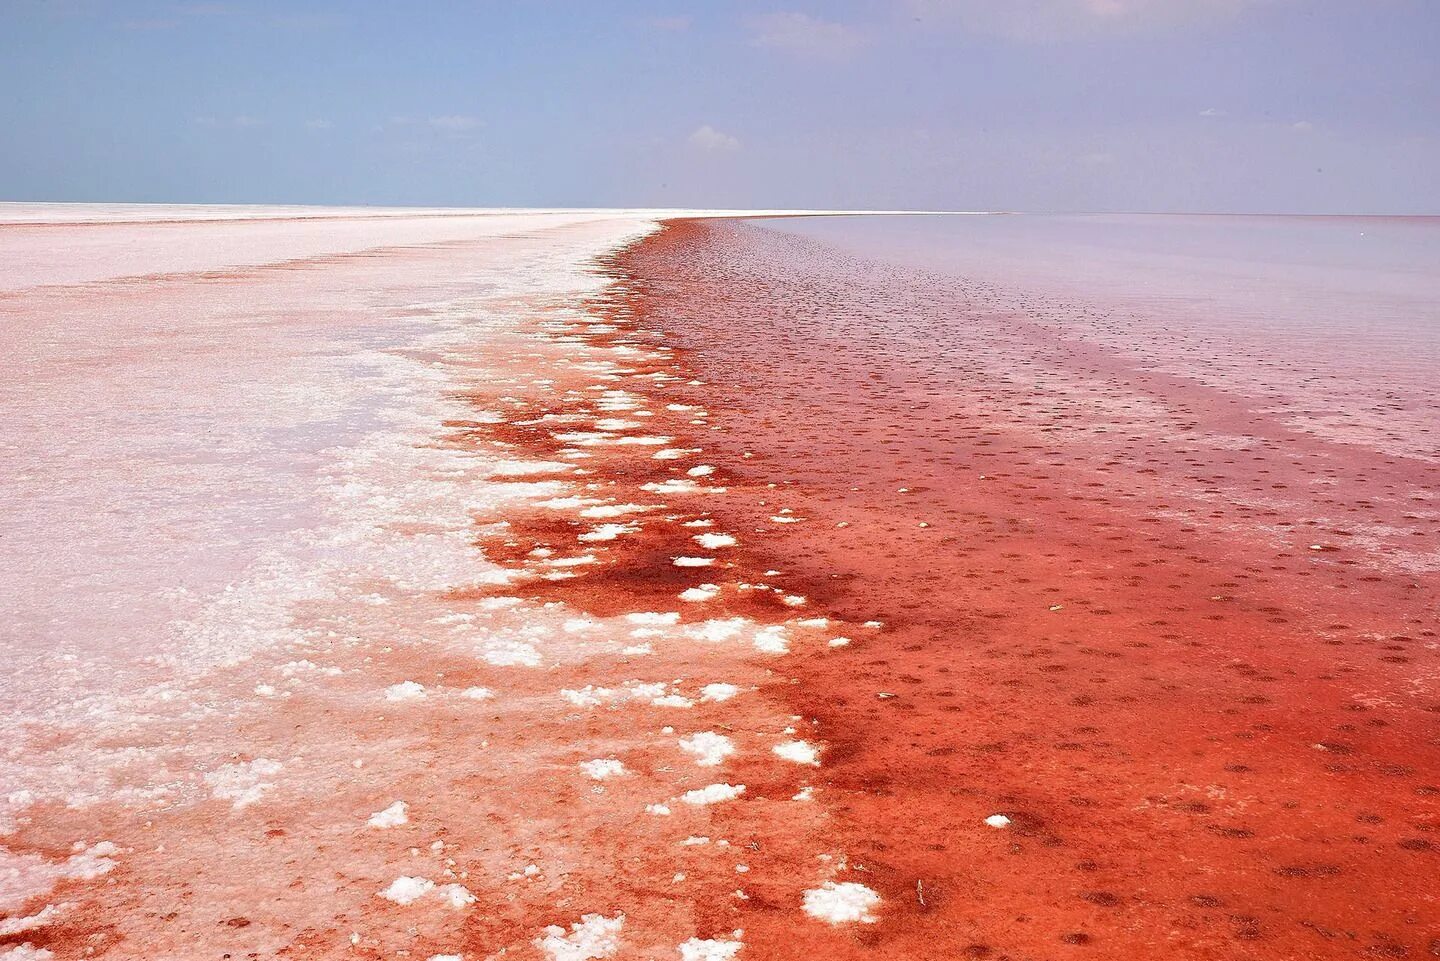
[0,205,882,960]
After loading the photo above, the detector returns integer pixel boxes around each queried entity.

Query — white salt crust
[700,683,741,702]
[679,937,743,961]
[773,740,821,766]
[680,783,746,806]
[385,681,426,702]
[579,758,627,780]
[379,876,433,905]
[204,759,282,808]
[367,801,408,828]
[535,913,625,961]
[802,881,881,924]
[678,732,736,767]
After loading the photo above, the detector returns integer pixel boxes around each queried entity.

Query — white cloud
[688,124,741,152]
[908,0,1282,41]
[643,15,691,31]
[749,11,865,59]
[428,115,480,132]
[1199,107,1227,117]
[193,115,262,129]
[1291,120,1314,131]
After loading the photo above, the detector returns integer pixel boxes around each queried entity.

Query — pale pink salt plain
[0,207,657,713]
[0,205,882,960]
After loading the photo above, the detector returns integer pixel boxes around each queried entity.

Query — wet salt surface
[778,214,1440,464]
[620,219,1440,958]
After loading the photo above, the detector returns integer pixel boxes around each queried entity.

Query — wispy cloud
[194,114,262,129]
[749,11,865,60]
[427,115,481,133]
[305,119,334,130]
[1199,107,1227,117]
[384,115,482,135]
[641,15,691,31]
[688,124,741,152]
[908,0,1282,41]
[174,2,235,15]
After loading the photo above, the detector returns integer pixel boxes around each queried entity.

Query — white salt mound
[579,758,627,780]
[678,731,735,767]
[437,883,476,908]
[700,683,740,702]
[367,800,408,828]
[802,881,881,924]
[680,783,745,806]
[535,912,625,961]
[379,876,434,905]
[773,740,821,766]
[385,681,426,702]
[679,937,743,961]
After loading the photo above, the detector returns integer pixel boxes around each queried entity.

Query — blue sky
[2,0,1436,212]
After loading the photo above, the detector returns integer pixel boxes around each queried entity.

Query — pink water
[778,214,1440,462]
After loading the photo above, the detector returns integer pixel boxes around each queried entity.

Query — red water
[610,219,1440,959]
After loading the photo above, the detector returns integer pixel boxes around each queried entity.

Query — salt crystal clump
[562,686,616,708]
[0,906,62,936]
[773,740,821,766]
[367,801,408,828]
[578,523,638,542]
[700,683,740,702]
[483,640,541,667]
[680,584,720,602]
[579,503,649,518]
[490,460,575,476]
[625,612,680,626]
[753,626,789,654]
[673,556,714,568]
[685,619,749,643]
[679,937,743,961]
[386,681,427,702]
[0,946,55,960]
[379,876,434,905]
[678,732,735,767]
[680,784,745,806]
[693,533,736,549]
[579,759,627,780]
[437,883,476,908]
[802,881,881,924]
[535,913,625,961]
[205,759,283,808]
[984,814,1011,828]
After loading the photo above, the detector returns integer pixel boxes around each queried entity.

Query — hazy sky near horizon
[3,0,1437,213]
